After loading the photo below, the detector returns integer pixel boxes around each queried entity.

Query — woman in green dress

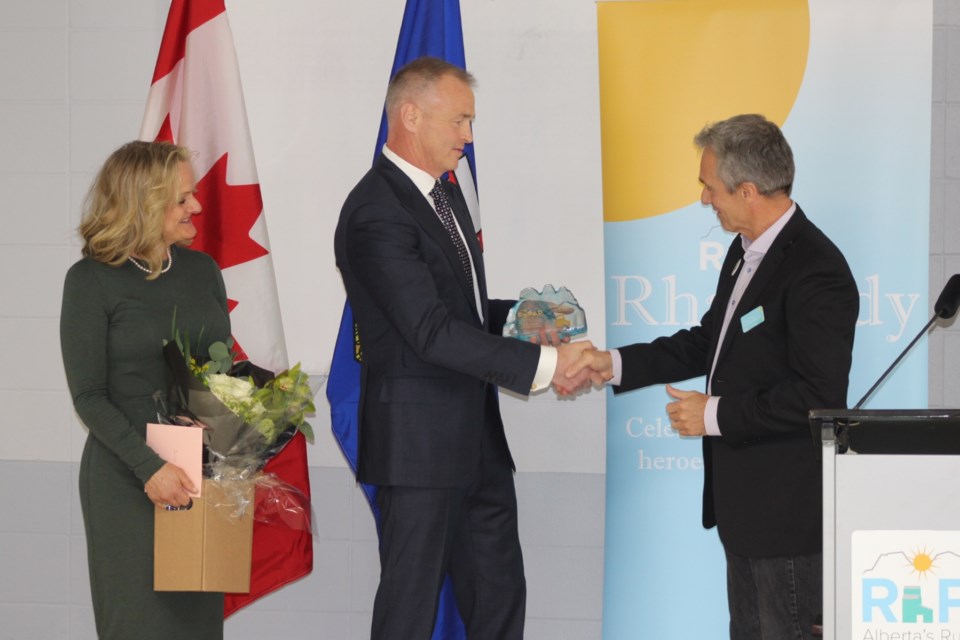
[60,141,230,639]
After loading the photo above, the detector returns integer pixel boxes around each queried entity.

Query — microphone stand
[853,314,938,410]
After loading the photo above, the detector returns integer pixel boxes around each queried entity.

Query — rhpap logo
[862,548,960,622]
[854,531,960,639]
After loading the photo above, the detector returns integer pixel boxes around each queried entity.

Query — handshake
[544,340,708,437]
[550,341,613,396]
[537,337,709,436]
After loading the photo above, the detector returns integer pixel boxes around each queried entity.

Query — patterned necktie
[429,179,474,289]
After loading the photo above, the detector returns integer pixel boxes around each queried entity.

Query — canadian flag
[140,0,312,617]
[140,0,285,370]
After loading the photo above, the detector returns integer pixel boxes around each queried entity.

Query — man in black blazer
[569,114,858,640]
[335,57,596,639]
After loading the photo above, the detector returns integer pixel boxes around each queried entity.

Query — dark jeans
[726,550,822,640]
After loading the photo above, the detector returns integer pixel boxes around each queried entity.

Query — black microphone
[934,274,960,319]
[854,274,960,409]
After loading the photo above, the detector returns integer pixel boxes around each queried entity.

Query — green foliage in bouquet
[166,308,235,377]
[165,308,315,448]
[205,364,315,445]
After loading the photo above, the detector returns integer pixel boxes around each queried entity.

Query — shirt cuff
[531,345,557,393]
[609,348,623,386]
[704,395,721,436]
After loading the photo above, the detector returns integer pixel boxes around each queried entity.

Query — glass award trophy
[503,285,587,340]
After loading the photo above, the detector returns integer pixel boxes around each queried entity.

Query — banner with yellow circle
[599,1,931,637]
[599,0,809,221]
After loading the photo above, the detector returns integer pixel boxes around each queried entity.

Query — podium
[811,409,960,640]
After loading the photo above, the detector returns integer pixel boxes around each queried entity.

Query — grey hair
[385,56,475,117]
[694,114,794,197]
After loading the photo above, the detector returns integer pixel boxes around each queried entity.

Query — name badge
[740,306,764,333]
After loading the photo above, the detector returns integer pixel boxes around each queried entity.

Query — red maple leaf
[155,114,174,143]
[191,152,268,271]
[190,153,264,365]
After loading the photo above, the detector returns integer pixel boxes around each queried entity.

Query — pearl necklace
[128,247,173,274]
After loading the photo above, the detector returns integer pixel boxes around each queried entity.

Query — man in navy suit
[570,114,858,640]
[335,57,597,639]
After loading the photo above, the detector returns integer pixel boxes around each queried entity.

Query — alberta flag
[140,0,313,617]
[326,0,476,637]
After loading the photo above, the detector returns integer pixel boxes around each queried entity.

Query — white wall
[0,1,607,637]
[930,0,960,404]
[0,0,607,473]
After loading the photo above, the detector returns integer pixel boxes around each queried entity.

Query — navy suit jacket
[334,155,541,488]
[617,207,858,557]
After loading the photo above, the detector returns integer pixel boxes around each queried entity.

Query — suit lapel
[708,239,745,364]
[736,208,808,314]
[446,178,489,321]
[376,157,482,321]
[711,208,809,366]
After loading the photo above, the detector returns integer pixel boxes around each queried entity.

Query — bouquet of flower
[157,326,315,531]
[162,333,315,470]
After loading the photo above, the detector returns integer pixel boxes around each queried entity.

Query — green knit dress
[61,246,231,639]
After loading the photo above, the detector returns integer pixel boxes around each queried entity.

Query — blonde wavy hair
[80,140,192,279]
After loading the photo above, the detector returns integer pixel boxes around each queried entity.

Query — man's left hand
[665,385,708,436]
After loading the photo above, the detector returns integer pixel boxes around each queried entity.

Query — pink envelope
[146,423,204,498]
